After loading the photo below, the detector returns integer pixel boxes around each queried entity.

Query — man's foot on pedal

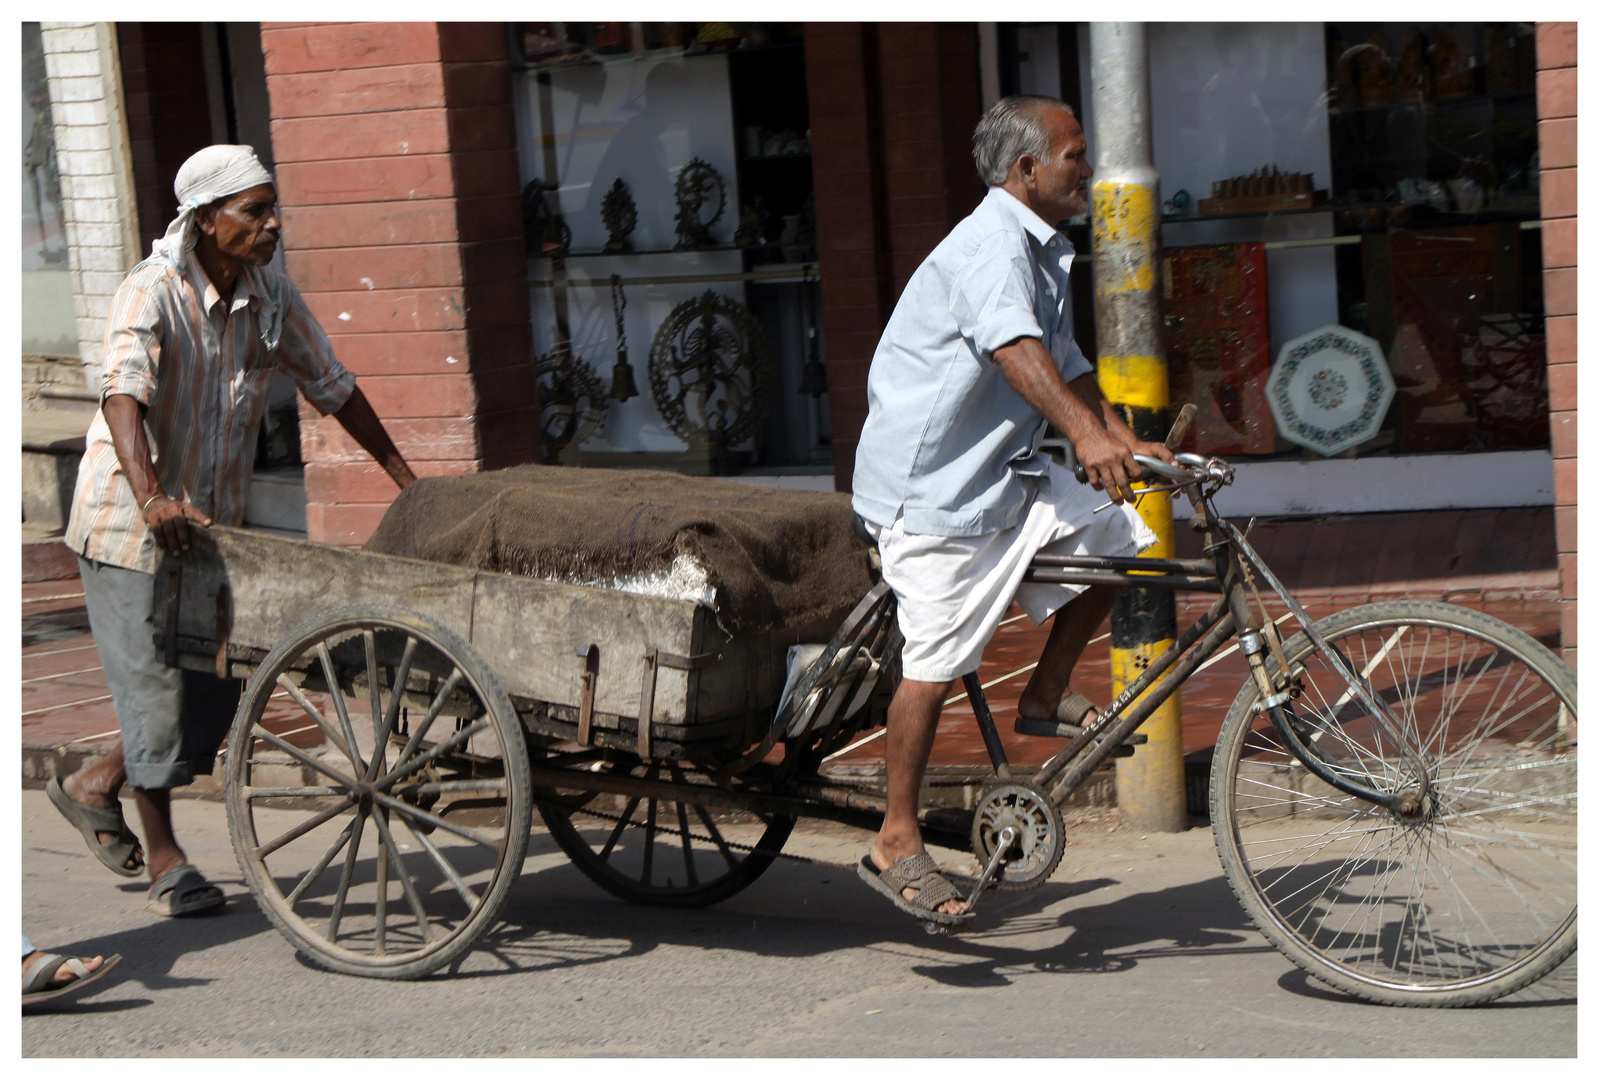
[869,840,968,917]
[1014,690,1098,735]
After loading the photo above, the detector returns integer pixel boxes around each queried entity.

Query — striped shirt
[66,251,355,573]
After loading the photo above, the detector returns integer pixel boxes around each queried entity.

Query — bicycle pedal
[1012,715,1147,748]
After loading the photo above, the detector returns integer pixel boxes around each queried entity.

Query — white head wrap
[149,144,285,348]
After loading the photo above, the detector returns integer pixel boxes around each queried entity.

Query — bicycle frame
[960,475,1433,818]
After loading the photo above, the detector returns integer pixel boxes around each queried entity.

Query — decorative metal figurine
[601,178,637,253]
[648,290,773,474]
[521,177,555,254]
[607,274,638,402]
[534,346,607,463]
[673,158,726,250]
[733,203,763,247]
[541,213,572,256]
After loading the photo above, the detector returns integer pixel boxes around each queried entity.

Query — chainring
[969,780,1066,891]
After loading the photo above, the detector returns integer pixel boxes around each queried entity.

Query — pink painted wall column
[261,22,538,545]
[1537,21,1576,666]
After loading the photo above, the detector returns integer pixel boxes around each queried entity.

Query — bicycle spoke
[1220,604,1576,1004]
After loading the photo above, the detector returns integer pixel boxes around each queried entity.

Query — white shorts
[869,460,1157,683]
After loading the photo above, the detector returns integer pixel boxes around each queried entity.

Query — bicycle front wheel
[1211,601,1576,1007]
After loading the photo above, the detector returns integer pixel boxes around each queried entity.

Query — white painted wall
[513,53,746,453]
[39,21,141,389]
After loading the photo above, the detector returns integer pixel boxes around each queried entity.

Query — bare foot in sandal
[1016,687,1099,730]
[870,839,968,917]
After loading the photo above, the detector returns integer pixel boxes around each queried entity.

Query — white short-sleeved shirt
[851,187,1092,537]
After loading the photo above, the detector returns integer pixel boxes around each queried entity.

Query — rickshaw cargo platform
[151,526,815,759]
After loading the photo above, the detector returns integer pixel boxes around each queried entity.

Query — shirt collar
[986,186,1065,248]
[183,250,260,315]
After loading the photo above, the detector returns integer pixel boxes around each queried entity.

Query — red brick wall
[116,23,215,254]
[261,22,539,546]
[1537,22,1576,666]
[805,22,984,491]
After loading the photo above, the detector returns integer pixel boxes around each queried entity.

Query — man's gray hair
[972,96,1074,186]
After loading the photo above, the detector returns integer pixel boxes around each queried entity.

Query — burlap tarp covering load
[364,465,876,634]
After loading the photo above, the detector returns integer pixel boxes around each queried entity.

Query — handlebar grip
[1061,439,1089,484]
[1165,403,1198,450]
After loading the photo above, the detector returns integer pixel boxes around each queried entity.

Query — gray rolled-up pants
[77,556,241,790]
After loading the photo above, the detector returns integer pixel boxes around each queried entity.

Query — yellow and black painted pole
[1089,22,1186,832]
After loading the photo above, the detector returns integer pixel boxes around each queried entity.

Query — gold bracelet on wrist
[140,493,165,514]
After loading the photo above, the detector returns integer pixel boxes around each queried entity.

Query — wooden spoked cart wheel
[225,604,532,979]
[535,755,796,908]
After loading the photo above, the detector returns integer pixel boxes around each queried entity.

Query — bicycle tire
[1211,600,1576,1007]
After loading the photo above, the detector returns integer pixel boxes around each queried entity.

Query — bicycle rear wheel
[1211,601,1576,1007]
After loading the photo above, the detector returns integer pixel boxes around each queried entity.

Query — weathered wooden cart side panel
[154,526,795,727]
[157,527,479,664]
[689,614,790,729]
[467,570,698,722]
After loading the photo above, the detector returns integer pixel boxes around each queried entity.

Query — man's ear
[194,203,218,237]
[1015,153,1038,189]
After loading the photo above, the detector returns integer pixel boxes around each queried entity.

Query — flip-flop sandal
[22,953,123,1009]
[46,777,143,877]
[857,851,975,927]
[146,864,225,917]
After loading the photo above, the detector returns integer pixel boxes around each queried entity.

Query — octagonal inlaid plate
[1267,324,1395,455]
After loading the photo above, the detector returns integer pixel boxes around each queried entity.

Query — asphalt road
[21,790,1576,1057]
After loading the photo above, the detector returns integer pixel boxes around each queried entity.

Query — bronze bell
[609,349,639,402]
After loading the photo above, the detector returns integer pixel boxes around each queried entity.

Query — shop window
[1327,22,1545,455]
[509,22,828,475]
[22,22,76,357]
[1004,22,1548,460]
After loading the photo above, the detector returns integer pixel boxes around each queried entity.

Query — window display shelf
[1162,198,1539,228]
[529,245,744,260]
[529,263,819,289]
[1326,89,1534,118]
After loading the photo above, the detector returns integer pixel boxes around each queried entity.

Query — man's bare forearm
[332,385,416,489]
[992,337,1105,448]
[104,393,211,553]
[1067,373,1144,449]
[103,394,163,507]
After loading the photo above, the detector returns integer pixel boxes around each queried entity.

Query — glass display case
[509,23,829,474]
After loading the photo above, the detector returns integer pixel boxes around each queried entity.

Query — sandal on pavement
[146,864,225,917]
[46,777,143,878]
[857,851,975,927]
[22,952,122,1009]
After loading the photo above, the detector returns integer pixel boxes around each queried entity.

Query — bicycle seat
[849,511,878,550]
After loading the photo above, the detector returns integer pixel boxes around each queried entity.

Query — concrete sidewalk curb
[22,742,222,801]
